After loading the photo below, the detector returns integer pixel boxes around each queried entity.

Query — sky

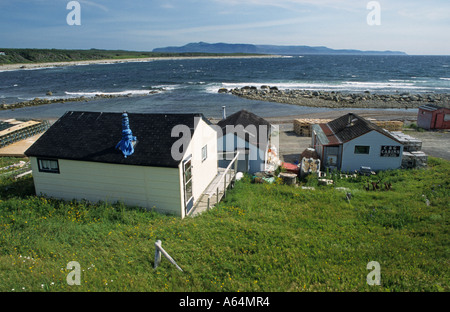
[0,0,449,55]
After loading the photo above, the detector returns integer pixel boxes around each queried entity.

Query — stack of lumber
[367,119,404,131]
[293,119,331,136]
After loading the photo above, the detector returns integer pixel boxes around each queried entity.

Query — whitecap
[64,90,158,97]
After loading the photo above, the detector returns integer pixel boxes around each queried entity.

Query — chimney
[116,112,137,158]
[347,113,356,127]
[222,106,226,119]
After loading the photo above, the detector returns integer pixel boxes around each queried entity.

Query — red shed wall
[434,108,450,129]
[417,109,433,129]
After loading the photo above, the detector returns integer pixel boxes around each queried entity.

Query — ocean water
[0,55,449,119]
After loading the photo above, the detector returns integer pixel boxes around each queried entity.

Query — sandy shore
[0,54,282,71]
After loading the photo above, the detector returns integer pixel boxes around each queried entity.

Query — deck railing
[206,151,240,210]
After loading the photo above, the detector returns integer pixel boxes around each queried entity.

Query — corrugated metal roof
[313,113,401,145]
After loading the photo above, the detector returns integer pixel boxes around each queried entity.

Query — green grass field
[0,156,448,292]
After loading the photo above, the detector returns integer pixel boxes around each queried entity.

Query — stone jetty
[1,91,161,111]
[219,86,450,109]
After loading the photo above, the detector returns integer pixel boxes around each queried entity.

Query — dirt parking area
[401,129,450,161]
[277,123,312,164]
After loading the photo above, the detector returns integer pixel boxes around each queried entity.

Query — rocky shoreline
[219,86,450,109]
[0,91,160,111]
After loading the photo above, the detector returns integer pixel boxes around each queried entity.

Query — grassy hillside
[0,48,258,65]
[0,156,448,292]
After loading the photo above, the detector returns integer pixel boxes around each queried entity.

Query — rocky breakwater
[219,85,450,109]
[0,90,161,111]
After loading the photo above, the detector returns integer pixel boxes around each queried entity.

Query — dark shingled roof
[25,111,209,168]
[321,113,400,144]
[217,110,271,147]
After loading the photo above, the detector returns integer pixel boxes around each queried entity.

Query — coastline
[221,86,450,110]
[0,54,282,72]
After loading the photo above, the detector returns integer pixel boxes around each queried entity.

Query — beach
[0,54,282,72]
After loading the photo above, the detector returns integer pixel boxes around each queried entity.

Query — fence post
[154,240,183,272]
[154,240,162,269]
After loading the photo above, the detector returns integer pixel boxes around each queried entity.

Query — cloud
[160,1,175,9]
[133,17,310,37]
[78,0,109,12]
[397,7,450,21]
[212,0,363,11]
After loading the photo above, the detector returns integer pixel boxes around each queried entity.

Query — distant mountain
[153,42,407,56]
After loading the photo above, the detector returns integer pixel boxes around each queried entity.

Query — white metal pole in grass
[154,240,183,272]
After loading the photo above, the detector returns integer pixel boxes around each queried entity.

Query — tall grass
[0,157,448,292]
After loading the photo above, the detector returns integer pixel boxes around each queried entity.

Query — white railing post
[208,152,240,208]
[224,173,227,198]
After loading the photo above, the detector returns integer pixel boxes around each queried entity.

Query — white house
[25,111,218,218]
[311,113,403,172]
[216,110,273,174]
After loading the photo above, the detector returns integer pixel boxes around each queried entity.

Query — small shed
[25,111,218,218]
[311,113,403,172]
[417,104,450,130]
[216,110,273,174]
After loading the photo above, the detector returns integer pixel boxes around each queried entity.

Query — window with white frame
[38,158,59,173]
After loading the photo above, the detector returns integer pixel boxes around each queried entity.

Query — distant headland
[153,42,407,56]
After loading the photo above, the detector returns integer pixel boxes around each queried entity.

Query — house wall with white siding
[30,157,182,216]
[179,117,218,218]
[30,117,219,219]
[340,130,403,172]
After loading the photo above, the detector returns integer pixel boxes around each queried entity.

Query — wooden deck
[0,133,43,157]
